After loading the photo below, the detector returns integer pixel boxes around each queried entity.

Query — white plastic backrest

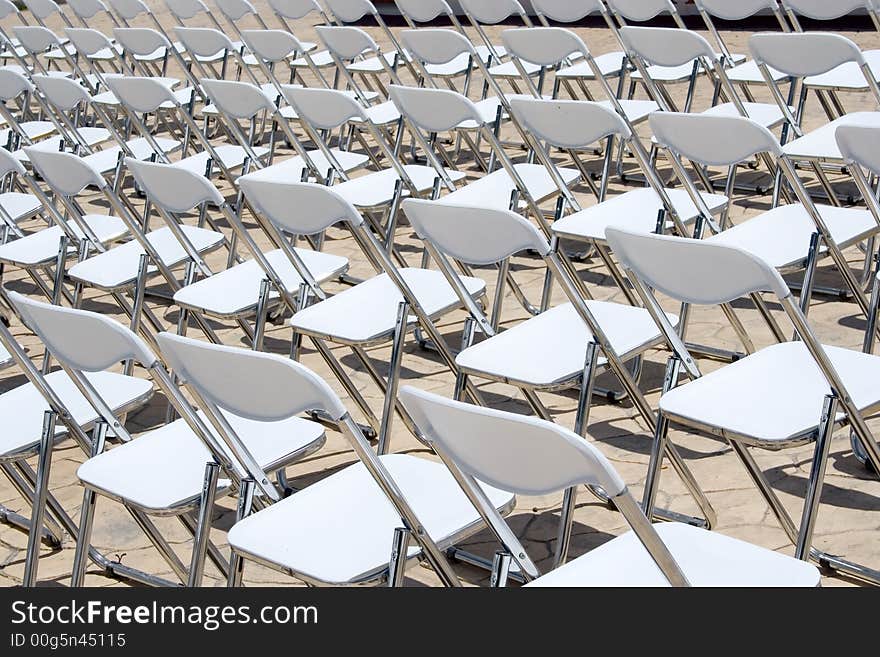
[201,78,274,119]
[324,0,377,23]
[113,27,171,58]
[67,0,109,19]
[458,0,524,24]
[266,0,321,19]
[393,0,453,22]
[33,74,91,111]
[782,0,868,20]
[107,0,149,20]
[22,0,61,20]
[399,386,626,497]
[239,179,364,235]
[164,0,209,20]
[619,26,715,67]
[13,26,62,54]
[240,29,304,62]
[314,25,378,60]
[215,0,257,21]
[0,0,20,19]
[531,0,606,22]
[11,292,157,372]
[749,32,865,77]
[0,69,34,101]
[606,227,790,303]
[156,332,348,422]
[66,28,115,57]
[124,157,224,212]
[605,0,676,21]
[280,85,368,130]
[402,198,549,265]
[25,147,107,196]
[696,0,778,21]
[104,75,178,112]
[836,123,880,175]
[389,84,483,132]
[501,27,588,67]
[510,97,631,148]
[0,147,27,178]
[650,112,782,166]
[174,26,235,58]
[399,28,472,65]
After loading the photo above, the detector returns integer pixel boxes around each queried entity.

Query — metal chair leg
[23,410,57,587]
[387,526,411,588]
[377,301,409,455]
[187,461,221,587]
[70,421,108,587]
[227,477,256,588]
[490,550,513,587]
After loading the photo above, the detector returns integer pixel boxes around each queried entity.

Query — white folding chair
[606,225,880,585]
[0,69,59,153]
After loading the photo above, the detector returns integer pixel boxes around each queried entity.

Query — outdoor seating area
[0,0,879,588]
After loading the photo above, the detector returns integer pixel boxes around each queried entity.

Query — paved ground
[0,4,878,587]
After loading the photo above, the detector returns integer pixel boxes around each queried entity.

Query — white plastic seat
[330,165,466,209]
[172,144,270,177]
[456,301,677,388]
[290,267,486,345]
[81,136,181,174]
[782,111,880,162]
[239,148,369,184]
[439,163,579,210]
[0,120,56,145]
[557,51,627,80]
[699,100,786,129]
[552,187,728,242]
[526,522,820,586]
[228,452,513,584]
[0,369,153,460]
[77,411,325,512]
[68,225,224,290]
[173,247,348,318]
[804,51,880,91]
[0,191,42,223]
[726,59,789,85]
[0,216,128,267]
[598,98,658,124]
[14,127,110,162]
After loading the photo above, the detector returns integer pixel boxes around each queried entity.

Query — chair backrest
[393,0,453,23]
[201,78,274,120]
[836,123,880,175]
[649,112,782,167]
[67,0,110,20]
[314,25,379,60]
[618,25,715,68]
[749,31,865,77]
[399,27,472,65]
[696,0,779,21]
[509,97,631,149]
[65,27,116,57]
[164,0,209,19]
[782,0,870,20]
[399,386,626,497]
[124,157,224,213]
[402,198,549,265]
[13,25,62,53]
[112,27,171,58]
[104,74,179,113]
[389,84,482,132]
[238,178,364,235]
[9,291,156,371]
[215,0,258,21]
[0,146,28,179]
[240,29,304,63]
[156,332,347,422]
[458,0,525,24]
[605,0,677,22]
[0,0,22,20]
[605,227,790,304]
[107,0,150,20]
[324,0,377,23]
[24,147,107,197]
[531,0,604,23]
[266,0,322,20]
[280,85,368,130]
[33,74,91,111]
[174,26,235,58]
[501,26,589,67]
[0,69,34,101]
[23,0,63,21]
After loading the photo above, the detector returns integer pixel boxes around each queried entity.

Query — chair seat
[174,144,269,176]
[488,59,540,79]
[782,111,880,162]
[699,101,786,129]
[82,136,181,174]
[0,120,57,145]
[331,165,466,209]
[525,522,820,586]
[15,127,110,162]
[76,411,326,513]
[725,59,789,85]
[349,100,400,126]
[0,215,128,267]
[558,51,627,80]
[599,98,658,124]
[631,52,745,83]
[173,247,349,317]
[68,225,225,290]
[552,187,727,243]
[228,453,515,585]
[289,267,486,345]
[291,49,335,68]
[132,42,186,63]
[347,51,399,73]
[805,50,880,91]
[705,203,877,270]
[440,163,579,210]
[0,191,42,222]
[0,341,11,369]
[0,369,153,462]
[422,45,504,78]
[660,341,880,447]
[239,148,369,184]
[44,43,79,60]
[456,301,677,389]
[202,83,281,116]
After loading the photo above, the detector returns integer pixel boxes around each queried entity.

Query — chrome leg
[187,461,221,587]
[70,421,108,587]
[490,550,512,588]
[642,356,682,518]
[377,301,409,456]
[23,410,57,587]
[387,526,410,588]
[289,282,310,362]
[227,477,255,588]
[453,318,476,402]
[252,278,271,352]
